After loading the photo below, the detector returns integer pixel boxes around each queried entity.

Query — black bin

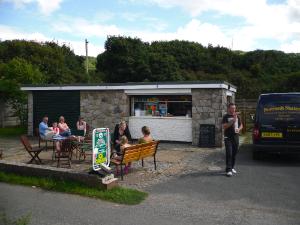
[199,124,215,147]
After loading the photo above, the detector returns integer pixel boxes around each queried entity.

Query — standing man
[222,103,243,177]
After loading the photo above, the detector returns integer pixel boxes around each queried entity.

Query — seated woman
[113,121,132,155]
[138,126,153,144]
[58,116,71,137]
[76,116,87,136]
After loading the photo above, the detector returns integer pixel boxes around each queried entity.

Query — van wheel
[253,150,262,160]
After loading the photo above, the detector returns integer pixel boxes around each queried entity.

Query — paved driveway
[1,143,300,225]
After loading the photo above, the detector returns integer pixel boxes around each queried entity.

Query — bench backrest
[122,141,159,164]
[140,141,158,159]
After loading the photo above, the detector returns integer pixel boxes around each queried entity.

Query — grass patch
[0,172,147,205]
[241,132,252,144]
[0,212,31,225]
[0,127,26,137]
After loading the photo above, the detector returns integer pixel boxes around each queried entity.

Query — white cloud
[66,40,104,57]
[133,19,231,47]
[36,0,63,15]
[51,17,120,38]
[3,0,63,15]
[0,25,104,56]
[131,0,300,52]
[280,40,300,53]
[0,24,49,41]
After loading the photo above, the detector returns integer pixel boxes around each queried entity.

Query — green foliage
[1,38,299,100]
[0,40,86,84]
[96,36,300,98]
[0,40,87,125]
[0,126,26,136]
[0,172,148,205]
[0,57,45,125]
[97,36,151,82]
[0,57,44,101]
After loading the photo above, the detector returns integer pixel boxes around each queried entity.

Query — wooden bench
[110,141,159,180]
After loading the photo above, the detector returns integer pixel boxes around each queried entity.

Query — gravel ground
[0,136,246,189]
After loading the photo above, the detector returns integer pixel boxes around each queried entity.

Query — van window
[257,94,300,125]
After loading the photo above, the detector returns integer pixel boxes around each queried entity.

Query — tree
[149,53,182,81]
[0,58,45,126]
[96,36,151,82]
[0,40,87,84]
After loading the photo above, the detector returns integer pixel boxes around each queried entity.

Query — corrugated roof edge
[21,80,237,89]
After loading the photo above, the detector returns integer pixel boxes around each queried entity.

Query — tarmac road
[1,144,300,225]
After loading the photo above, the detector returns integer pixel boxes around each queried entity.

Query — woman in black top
[113,121,132,155]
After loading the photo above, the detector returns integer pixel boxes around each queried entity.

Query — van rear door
[286,103,300,145]
[257,94,300,146]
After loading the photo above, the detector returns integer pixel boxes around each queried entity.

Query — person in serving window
[113,121,132,155]
[58,116,71,137]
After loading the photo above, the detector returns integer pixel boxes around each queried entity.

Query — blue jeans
[60,130,71,137]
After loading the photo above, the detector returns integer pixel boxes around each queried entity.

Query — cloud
[3,0,63,15]
[36,0,63,15]
[0,24,49,41]
[131,19,231,48]
[288,0,300,22]
[280,40,300,53]
[50,15,231,47]
[127,0,300,52]
[0,24,104,56]
[51,16,120,38]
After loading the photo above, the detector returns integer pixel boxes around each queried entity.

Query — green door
[33,91,80,135]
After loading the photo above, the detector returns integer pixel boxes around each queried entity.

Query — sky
[0,0,300,57]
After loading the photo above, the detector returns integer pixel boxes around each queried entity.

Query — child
[52,122,60,135]
[120,136,131,152]
[51,122,62,152]
[114,136,131,175]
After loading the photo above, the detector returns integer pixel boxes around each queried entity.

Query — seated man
[39,116,55,140]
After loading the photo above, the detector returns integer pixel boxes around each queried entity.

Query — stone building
[21,81,236,147]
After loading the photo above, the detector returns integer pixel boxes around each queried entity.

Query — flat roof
[21,81,237,92]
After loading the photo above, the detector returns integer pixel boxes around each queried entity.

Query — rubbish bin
[199,124,215,147]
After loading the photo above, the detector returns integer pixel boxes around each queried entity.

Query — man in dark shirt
[222,103,243,177]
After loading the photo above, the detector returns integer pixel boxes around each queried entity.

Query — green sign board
[92,128,111,171]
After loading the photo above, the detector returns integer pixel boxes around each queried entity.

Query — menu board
[92,128,111,171]
[199,124,215,147]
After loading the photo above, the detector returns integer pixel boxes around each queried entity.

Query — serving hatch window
[131,95,192,117]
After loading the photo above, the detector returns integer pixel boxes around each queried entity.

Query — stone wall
[0,102,20,128]
[192,89,229,147]
[80,91,130,133]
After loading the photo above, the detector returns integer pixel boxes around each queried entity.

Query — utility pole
[85,39,89,75]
